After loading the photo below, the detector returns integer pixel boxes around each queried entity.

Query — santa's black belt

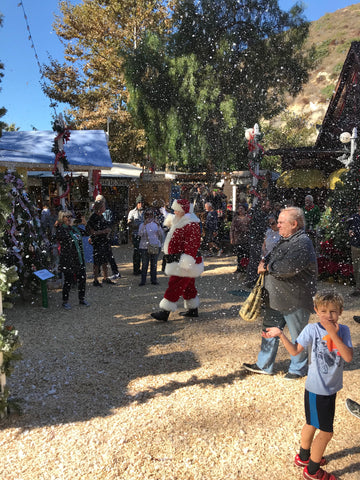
[164,253,181,263]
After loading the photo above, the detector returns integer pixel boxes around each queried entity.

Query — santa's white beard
[172,213,184,226]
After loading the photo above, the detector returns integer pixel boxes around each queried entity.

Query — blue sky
[0,0,358,131]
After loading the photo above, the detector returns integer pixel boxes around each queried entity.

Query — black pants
[132,234,141,274]
[62,264,86,302]
[246,241,262,285]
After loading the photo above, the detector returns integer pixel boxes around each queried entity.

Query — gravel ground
[0,244,359,480]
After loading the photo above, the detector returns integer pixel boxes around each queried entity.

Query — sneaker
[110,273,121,280]
[138,282,146,286]
[79,300,90,307]
[62,302,71,310]
[93,280,102,287]
[102,278,116,284]
[345,398,360,419]
[284,372,304,380]
[294,454,326,468]
[303,466,337,480]
[243,363,272,375]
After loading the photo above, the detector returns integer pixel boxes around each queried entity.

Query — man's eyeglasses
[269,222,276,226]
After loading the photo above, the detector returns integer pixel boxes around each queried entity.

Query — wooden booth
[0,129,113,214]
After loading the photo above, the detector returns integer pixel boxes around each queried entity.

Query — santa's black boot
[151,310,170,322]
[179,308,198,317]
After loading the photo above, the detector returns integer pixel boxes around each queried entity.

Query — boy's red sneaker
[294,454,327,467]
[303,466,338,480]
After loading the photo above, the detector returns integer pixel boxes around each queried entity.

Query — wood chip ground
[1,245,359,480]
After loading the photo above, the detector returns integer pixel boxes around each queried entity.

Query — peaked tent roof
[264,41,360,173]
[316,41,360,150]
[0,130,113,171]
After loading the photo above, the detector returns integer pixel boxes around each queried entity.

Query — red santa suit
[159,199,204,312]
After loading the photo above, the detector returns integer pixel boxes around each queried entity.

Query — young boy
[263,291,353,480]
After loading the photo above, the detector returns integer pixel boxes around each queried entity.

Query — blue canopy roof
[0,130,113,171]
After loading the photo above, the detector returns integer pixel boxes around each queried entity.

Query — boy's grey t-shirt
[297,323,352,396]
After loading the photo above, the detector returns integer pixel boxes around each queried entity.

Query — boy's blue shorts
[304,389,336,433]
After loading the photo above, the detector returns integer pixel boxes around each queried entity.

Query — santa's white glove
[179,253,195,271]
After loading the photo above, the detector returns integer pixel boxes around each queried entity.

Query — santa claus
[151,198,204,321]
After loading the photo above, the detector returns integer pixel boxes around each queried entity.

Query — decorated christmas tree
[0,170,50,299]
[0,171,21,416]
[319,141,360,281]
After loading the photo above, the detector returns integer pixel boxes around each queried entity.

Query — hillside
[283,2,360,130]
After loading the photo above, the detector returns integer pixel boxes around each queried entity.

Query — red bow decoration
[92,170,102,198]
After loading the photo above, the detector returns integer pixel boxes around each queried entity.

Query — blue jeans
[140,248,159,284]
[256,306,310,375]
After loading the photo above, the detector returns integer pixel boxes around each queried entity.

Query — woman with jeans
[138,209,164,286]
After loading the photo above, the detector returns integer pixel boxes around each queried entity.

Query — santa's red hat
[172,198,190,214]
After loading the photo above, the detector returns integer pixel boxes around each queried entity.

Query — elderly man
[243,207,317,379]
[151,199,204,322]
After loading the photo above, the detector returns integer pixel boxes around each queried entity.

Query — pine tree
[125,0,312,172]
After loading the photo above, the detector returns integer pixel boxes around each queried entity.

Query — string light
[17,0,57,116]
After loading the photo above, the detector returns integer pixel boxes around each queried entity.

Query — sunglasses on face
[269,222,276,226]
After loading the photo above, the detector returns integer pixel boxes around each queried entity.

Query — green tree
[125,0,312,172]
[42,0,171,163]
[261,111,317,171]
[3,123,20,132]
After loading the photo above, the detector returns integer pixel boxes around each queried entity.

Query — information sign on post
[33,270,55,308]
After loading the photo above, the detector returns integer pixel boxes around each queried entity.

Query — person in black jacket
[245,199,272,288]
[55,210,90,310]
[86,200,115,286]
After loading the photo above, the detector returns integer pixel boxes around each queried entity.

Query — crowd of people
[41,185,360,311]
[37,184,360,480]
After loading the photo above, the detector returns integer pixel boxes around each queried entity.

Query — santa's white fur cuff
[160,298,178,312]
[184,296,200,309]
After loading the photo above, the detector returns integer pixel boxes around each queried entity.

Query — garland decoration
[52,115,71,202]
